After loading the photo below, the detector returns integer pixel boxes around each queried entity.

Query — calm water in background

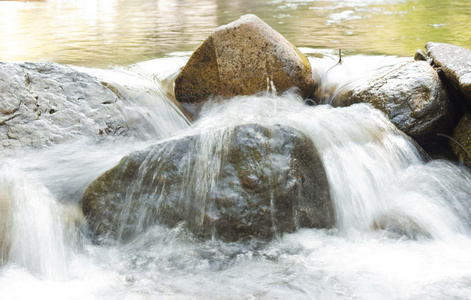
[1,0,471,67]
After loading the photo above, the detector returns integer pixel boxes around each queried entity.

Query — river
[1,0,471,299]
[1,0,471,66]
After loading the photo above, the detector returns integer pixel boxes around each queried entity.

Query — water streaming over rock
[194,93,471,240]
[1,53,471,299]
[0,160,71,280]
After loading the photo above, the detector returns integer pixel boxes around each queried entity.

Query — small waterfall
[113,128,232,241]
[391,160,471,239]
[2,55,471,299]
[90,118,325,242]
[192,93,471,239]
[74,57,191,140]
[304,105,471,238]
[0,160,77,280]
[299,104,424,232]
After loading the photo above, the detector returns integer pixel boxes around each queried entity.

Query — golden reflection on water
[0,0,470,67]
[0,0,218,66]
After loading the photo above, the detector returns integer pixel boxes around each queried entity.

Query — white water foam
[2,61,471,299]
[0,160,72,280]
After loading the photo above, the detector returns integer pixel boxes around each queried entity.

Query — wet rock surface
[372,212,431,240]
[339,61,455,146]
[426,42,471,109]
[82,123,333,243]
[174,14,315,106]
[0,62,152,149]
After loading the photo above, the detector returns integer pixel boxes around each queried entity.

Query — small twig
[338,49,342,64]
[437,133,471,162]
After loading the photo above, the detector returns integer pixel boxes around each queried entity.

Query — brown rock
[174,14,315,105]
[451,112,471,167]
[82,123,333,243]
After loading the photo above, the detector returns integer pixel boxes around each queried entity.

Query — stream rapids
[1,51,471,300]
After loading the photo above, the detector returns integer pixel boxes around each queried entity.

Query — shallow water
[1,0,471,66]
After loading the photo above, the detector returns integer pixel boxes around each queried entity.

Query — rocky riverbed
[1,15,471,244]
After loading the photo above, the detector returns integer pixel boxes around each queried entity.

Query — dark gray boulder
[0,62,153,149]
[426,42,471,109]
[339,61,455,146]
[82,123,333,243]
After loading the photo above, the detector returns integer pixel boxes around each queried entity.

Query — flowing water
[2,0,471,299]
[2,52,471,299]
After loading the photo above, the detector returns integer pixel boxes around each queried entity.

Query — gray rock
[0,62,153,149]
[174,14,316,106]
[426,42,471,107]
[340,61,455,145]
[82,123,333,243]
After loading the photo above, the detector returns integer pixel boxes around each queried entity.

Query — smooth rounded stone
[372,213,431,240]
[82,123,333,243]
[426,42,471,108]
[339,61,455,146]
[0,62,154,149]
[450,112,471,167]
[174,14,316,106]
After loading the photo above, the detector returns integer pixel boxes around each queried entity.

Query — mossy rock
[174,14,316,105]
[82,123,333,243]
[451,112,471,167]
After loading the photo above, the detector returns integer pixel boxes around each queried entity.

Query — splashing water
[304,49,411,105]
[74,57,192,139]
[193,93,471,239]
[0,160,75,280]
[2,55,471,299]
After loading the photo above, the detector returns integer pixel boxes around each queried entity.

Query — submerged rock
[0,62,153,149]
[372,212,431,240]
[451,112,471,167]
[174,14,315,106]
[339,61,454,146]
[82,123,333,243]
[426,42,471,109]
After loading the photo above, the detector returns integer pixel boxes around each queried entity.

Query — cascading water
[1,53,471,299]
[193,92,471,240]
[304,48,411,106]
[0,160,72,280]
[75,56,192,138]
